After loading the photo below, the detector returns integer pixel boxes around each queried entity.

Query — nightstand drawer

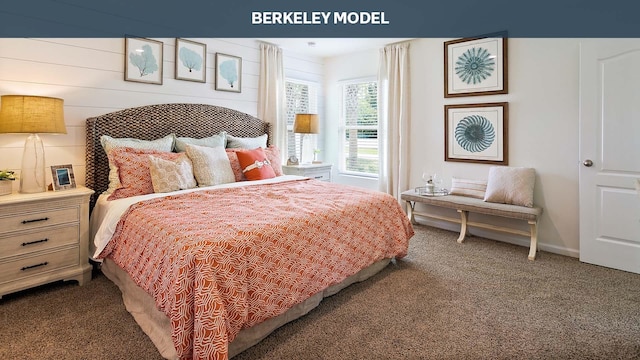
[0,224,79,259]
[0,246,79,284]
[306,170,331,182]
[0,207,78,234]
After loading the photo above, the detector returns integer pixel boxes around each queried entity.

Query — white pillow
[483,167,536,207]
[226,134,268,149]
[148,154,197,193]
[174,132,227,152]
[185,144,235,186]
[450,178,487,199]
[100,134,176,194]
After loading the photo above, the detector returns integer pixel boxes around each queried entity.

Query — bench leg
[457,210,469,243]
[405,200,416,224]
[528,220,538,260]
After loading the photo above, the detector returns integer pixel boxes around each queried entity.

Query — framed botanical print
[125,37,164,85]
[215,53,242,93]
[445,102,508,165]
[444,34,507,97]
[175,38,206,83]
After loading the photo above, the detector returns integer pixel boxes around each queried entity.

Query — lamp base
[20,134,47,193]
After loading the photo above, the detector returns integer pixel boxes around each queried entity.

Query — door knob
[583,159,593,167]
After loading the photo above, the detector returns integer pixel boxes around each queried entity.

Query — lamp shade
[293,114,319,134]
[0,95,66,134]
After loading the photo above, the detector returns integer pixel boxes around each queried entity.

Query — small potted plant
[312,149,322,164]
[0,169,16,196]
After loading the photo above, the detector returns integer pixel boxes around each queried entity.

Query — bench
[400,189,543,260]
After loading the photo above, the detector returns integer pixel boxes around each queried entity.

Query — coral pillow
[107,147,183,200]
[236,148,276,180]
[227,145,283,181]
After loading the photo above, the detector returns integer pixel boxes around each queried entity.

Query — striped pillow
[450,177,487,199]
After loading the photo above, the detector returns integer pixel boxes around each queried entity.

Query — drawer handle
[22,238,49,246]
[21,217,49,224]
[314,176,323,179]
[21,262,49,271]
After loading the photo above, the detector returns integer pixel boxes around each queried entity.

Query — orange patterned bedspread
[98,178,413,359]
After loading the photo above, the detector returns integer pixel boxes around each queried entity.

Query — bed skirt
[101,257,392,359]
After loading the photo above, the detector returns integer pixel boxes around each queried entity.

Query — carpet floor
[1,224,639,359]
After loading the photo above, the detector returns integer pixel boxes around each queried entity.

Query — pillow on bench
[484,166,535,207]
[449,178,487,199]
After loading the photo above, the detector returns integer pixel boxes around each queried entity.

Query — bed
[86,103,414,360]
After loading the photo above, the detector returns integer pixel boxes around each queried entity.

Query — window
[340,79,378,177]
[285,79,318,159]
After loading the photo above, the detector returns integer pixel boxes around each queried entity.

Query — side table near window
[0,186,94,299]
[282,164,332,182]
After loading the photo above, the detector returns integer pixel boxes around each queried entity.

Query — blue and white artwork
[215,53,242,93]
[125,37,163,85]
[176,38,206,83]
[446,103,507,164]
[129,44,158,77]
[455,47,495,85]
[445,36,506,97]
[454,114,495,152]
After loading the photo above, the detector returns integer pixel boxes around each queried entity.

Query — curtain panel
[258,42,286,154]
[378,42,411,200]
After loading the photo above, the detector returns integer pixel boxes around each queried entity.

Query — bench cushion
[400,192,542,221]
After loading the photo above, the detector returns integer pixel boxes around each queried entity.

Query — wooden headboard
[86,103,271,211]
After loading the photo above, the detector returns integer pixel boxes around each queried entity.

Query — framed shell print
[445,102,508,165]
[444,34,507,97]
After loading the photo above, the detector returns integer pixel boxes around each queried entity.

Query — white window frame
[338,77,379,178]
[285,78,318,159]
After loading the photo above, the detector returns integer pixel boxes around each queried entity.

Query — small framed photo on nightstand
[51,164,76,191]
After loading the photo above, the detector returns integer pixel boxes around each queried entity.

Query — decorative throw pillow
[226,134,268,149]
[107,147,183,200]
[450,178,488,199]
[174,132,227,152]
[483,166,536,207]
[226,145,283,181]
[148,154,197,193]
[101,134,175,194]
[185,144,236,186]
[236,148,276,181]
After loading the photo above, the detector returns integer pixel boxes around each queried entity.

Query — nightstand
[0,186,94,299]
[282,163,333,182]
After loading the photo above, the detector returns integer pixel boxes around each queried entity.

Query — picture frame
[50,164,76,191]
[215,53,242,93]
[445,102,508,165]
[444,33,508,97]
[175,38,206,83]
[124,36,164,85]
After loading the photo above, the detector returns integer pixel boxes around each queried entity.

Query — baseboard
[414,217,579,259]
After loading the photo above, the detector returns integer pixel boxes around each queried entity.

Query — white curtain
[378,42,411,200]
[258,42,286,153]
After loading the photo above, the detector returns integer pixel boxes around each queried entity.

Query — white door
[579,39,640,274]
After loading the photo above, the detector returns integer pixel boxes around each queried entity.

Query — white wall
[324,38,581,257]
[0,38,322,191]
[410,38,580,257]
[0,37,584,256]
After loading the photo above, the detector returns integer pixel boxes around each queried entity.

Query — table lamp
[293,113,319,164]
[0,95,66,193]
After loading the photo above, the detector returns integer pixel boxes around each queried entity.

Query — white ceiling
[258,38,413,58]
